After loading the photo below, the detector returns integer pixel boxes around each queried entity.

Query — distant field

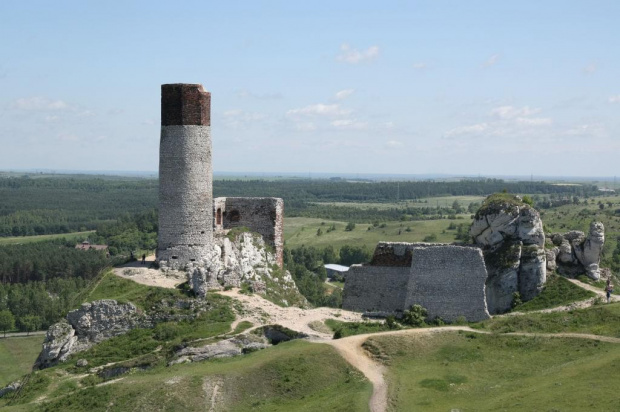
[0,336,44,387]
[284,216,470,249]
[0,231,95,245]
[312,195,485,210]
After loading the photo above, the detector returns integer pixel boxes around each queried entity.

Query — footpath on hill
[111,266,620,412]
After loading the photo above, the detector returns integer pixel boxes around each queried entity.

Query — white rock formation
[187,232,298,300]
[547,222,605,280]
[471,195,546,313]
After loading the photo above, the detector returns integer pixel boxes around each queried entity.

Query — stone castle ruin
[343,242,491,322]
[343,194,606,320]
[156,84,283,271]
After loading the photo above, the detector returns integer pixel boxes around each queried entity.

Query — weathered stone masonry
[214,197,284,267]
[158,84,213,266]
[343,242,490,322]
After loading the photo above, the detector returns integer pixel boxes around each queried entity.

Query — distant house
[324,264,349,280]
[75,241,108,251]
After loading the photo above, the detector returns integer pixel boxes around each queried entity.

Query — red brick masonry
[161,84,211,126]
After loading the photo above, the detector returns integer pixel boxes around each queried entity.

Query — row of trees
[283,245,372,308]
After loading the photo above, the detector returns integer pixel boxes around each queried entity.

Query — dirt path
[217,289,366,339]
[112,255,187,289]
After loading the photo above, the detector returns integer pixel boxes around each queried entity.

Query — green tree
[18,315,41,336]
[0,310,15,337]
[345,222,356,231]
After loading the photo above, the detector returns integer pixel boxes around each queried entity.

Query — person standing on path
[606,279,614,304]
[141,254,146,265]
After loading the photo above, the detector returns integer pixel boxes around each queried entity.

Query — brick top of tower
[161,83,211,126]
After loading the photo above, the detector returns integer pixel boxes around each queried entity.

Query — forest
[0,175,600,237]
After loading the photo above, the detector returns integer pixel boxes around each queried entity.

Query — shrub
[345,222,356,231]
[402,305,428,327]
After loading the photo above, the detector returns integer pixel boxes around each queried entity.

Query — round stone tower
[157,83,213,267]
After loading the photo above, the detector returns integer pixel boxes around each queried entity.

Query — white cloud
[334,89,355,100]
[491,105,541,119]
[44,115,59,122]
[481,54,500,68]
[221,109,266,129]
[294,122,316,132]
[445,123,489,138]
[336,44,380,64]
[236,89,282,100]
[412,62,427,70]
[10,96,69,111]
[582,63,597,75]
[287,104,352,118]
[330,119,368,130]
[515,117,552,126]
[608,95,620,104]
[385,140,404,148]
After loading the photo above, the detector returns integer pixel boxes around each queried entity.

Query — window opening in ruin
[216,208,222,225]
[201,231,205,234]
[190,259,196,262]
[229,210,241,222]
[172,256,178,260]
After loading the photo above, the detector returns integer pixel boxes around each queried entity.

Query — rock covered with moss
[470,193,546,313]
[546,221,604,280]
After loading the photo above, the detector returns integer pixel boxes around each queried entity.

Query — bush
[345,222,356,231]
[402,305,427,327]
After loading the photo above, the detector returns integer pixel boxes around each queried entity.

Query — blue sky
[1,1,619,176]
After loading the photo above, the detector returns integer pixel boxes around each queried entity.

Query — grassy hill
[0,336,44,387]
[366,331,620,411]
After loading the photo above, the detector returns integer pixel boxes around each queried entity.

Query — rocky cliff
[470,194,546,313]
[186,231,304,307]
[546,221,605,280]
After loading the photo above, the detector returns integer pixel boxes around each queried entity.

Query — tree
[18,315,41,336]
[345,222,356,231]
[0,310,15,337]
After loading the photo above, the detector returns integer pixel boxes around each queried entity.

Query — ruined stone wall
[406,246,490,322]
[213,197,284,267]
[342,265,410,314]
[158,84,213,267]
[343,242,490,322]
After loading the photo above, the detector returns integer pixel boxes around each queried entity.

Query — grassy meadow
[284,216,470,249]
[367,331,620,411]
[0,336,44,387]
[0,231,95,246]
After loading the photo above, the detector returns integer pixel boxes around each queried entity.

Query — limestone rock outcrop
[546,221,605,280]
[36,300,149,369]
[186,232,299,303]
[36,298,209,369]
[471,194,546,314]
[0,381,22,398]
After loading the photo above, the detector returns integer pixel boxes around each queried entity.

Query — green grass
[232,321,253,334]
[325,319,396,338]
[0,336,44,387]
[0,231,95,245]
[476,302,620,337]
[368,331,620,411]
[284,217,470,249]
[512,274,595,312]
[26,341,372,411]
[311,195,485,210]
[85,271,185,310]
